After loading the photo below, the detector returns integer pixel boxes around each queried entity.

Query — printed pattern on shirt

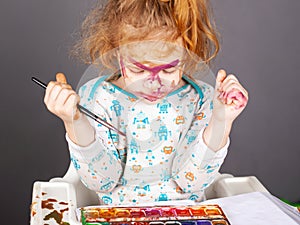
[66,76,229,205]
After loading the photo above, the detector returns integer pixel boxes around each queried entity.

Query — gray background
[0,0,299,223]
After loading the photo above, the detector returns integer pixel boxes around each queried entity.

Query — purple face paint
[129,57,180,79]
[119,56,182,101]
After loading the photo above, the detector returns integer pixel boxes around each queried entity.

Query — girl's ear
[115,48,120,58]
[115,49,124,68]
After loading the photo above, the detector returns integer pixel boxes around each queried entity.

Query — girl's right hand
[44,73,95,146]
[44,73,81,124]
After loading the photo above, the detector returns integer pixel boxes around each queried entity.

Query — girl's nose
[144,78,162,90]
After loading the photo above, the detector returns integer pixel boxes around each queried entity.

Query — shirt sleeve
[65,77,124,193]
[171,82,230,193]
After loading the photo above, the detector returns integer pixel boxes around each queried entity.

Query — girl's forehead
[119,41,185,64]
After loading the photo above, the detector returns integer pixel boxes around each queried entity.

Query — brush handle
[32,77,47,89]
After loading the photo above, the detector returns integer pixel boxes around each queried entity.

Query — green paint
[44,210,62,224]
[61,222,70,225]
[43,209,70,225]
[281,198,300,207]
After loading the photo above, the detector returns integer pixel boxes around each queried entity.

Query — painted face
[120,57,183,101]
[118,41,185,102]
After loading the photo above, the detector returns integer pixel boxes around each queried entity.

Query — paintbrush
[31,77,126,136]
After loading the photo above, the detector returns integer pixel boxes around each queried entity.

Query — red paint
[59,201,68,205]
[145,208,161,217]
[160,208,174,217]
[41,200,54,210]
[132,222,149,225]
[60,208,69,213]
[175,208,191,216]
[190,207,206,216]
[130,209,146,217]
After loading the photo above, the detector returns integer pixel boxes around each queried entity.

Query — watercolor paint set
[80,204,230,225]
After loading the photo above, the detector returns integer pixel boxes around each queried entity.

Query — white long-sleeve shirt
[66,75,229,205]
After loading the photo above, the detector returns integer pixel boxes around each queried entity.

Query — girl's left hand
[212,69,249,123]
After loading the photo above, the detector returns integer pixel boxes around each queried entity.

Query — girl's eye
[162,68,177,74]
[128,67,145,74]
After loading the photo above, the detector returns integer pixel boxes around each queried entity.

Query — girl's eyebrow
[128,57,180,72]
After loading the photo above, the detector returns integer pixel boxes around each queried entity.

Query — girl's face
[118,41,185,102]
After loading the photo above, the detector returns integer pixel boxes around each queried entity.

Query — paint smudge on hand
[219,90,247,110]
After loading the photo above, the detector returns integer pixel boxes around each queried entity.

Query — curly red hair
[73,0,220,67]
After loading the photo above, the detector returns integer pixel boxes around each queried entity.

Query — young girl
[44,0,248,205]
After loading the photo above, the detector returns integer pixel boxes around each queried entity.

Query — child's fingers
[65,93,81,120]
[62,83,72,90]
[56,72,67,84]
[44,81,65,108]
[45,82,67,110]
[220,87,248,107]
[222,82,248,100]
[45,83,80,120]
[47,83,64,104]
[215,69,227,91]
[220,74,248,101]
[219,74,239,92]
[44,73,81,122]
[56,73,72,89]
[214,71,249,111]
[44,81,56,104]
[55,88,77,108]
[233,97,247,109]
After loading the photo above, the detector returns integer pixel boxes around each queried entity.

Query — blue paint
[196,221,212,225]
[180,221,197,225]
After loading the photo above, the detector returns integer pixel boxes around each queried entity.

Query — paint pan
[81,205,230,225]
